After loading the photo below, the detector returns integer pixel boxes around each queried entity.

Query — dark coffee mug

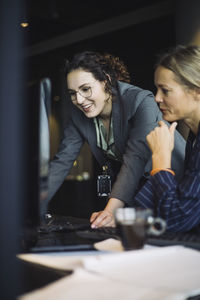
[115,208,166,250]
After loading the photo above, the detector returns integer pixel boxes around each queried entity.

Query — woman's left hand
[146,121,177,154]
[146,121,177,169]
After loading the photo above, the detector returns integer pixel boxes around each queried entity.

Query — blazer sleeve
[110,89,185,205]
[47,119,84,201]
[110,90,161,204]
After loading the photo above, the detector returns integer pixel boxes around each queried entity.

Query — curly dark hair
[64,51,131,96]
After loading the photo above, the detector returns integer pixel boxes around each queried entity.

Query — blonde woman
[134,45,200,232]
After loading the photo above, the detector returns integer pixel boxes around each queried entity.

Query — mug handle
[147,216,166,236]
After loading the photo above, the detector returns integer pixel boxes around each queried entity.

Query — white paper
[18,238,124,271]
[83,246,200,294]
[18,239,153,269]
[18,268,188,300]
[18,245,200,300]
[18,251,98,271]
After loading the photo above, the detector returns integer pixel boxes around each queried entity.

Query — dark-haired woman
[47,51,185,228]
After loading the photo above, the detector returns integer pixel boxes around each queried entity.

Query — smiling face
[154,66,199,125]
[67,69,112,119]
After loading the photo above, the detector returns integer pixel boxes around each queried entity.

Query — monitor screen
[38,78,51,217]
[21,78,51,251]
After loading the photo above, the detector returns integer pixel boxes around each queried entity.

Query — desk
[18,240,200,300]
[17,258,72,296]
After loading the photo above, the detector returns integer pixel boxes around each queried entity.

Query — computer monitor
[38,78,51,217]
[21,78,51,251]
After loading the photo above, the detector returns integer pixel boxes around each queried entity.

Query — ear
[106,73,111,83]
[103,71,111,84]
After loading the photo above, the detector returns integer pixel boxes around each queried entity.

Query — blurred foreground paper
[19,268,191,300]
[18,246,200,300]
[83,246,200,294]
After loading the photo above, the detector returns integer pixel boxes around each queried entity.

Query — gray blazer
[47,81,186,205]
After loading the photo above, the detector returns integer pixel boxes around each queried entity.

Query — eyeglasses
[68,80,97,102]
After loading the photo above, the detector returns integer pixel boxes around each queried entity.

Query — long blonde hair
[156,45,200,91]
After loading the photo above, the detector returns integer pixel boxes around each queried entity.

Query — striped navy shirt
[133,125,200,232]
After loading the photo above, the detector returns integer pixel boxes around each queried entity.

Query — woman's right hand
[90,197,124,228]
[90,209,115,228]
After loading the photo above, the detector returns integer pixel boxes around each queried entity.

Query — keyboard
[76,227,119,241]
[31,230,96,252]
[25,214,118,253]
[36,214,200,250]
[146,231,200,250]
[77,229,200,250]
[37,214,91,233]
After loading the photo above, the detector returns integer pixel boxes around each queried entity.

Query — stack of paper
[18,240,200,300]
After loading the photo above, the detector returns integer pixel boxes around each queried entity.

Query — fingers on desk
[90,210,115,228]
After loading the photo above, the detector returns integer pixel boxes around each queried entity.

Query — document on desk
[83,245,200,298]
[18,252,86,270]
[19,268,192,300]
[18,243,200,300]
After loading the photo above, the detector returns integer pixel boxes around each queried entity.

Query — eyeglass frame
[67,80,98,102]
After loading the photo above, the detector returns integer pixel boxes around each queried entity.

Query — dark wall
[27,14,175,93]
